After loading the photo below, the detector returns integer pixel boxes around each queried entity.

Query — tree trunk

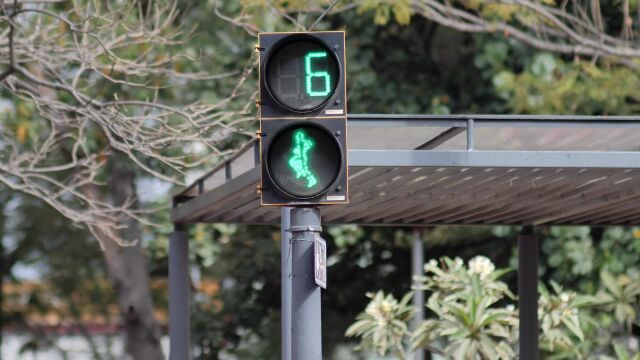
[85,162,164,360]
[26,60,164,359]
[0,194,5,357]
[0,191,12,356]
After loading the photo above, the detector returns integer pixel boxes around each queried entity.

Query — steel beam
[412,229,425,360]
[169,226,191,360]
[347,113,640,127]
[467,119,474,151]
[171,167,259,224]
[348,150,640,169]
[174,114,640,201]
[519,227,539,360]
[416,127,466,150]
[281,208,292,360]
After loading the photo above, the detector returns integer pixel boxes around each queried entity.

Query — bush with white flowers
[346,256,640,359]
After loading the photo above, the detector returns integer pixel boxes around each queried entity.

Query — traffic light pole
[519,226,539,360]
[281,207,292,360]
[411,229,425,360]
[289,207,323,360]
[169,224,191,360]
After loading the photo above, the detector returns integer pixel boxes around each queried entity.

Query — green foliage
[415,256,514,300]
[538,281,595,357]
[0,100,53,153]
[412,257,517,359]
[606,344,640,360]
[347,256,640,359]
[191,223,236,267]
[328,224,365,248]
[598,228,640,275]
[595,270,640,330]
[189,225,281,358]
[345,291,415,359]
[357,0,414,25]
[1,188,118,359]
[540,227,640,294]
[493,54,640,114]
[545,227,595,281]
[9,0,640,358]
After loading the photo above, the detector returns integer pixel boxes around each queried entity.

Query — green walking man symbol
[288,129,318,189]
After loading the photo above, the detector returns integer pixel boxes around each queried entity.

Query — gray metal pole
[169,225,191,360]
[518,226,539,360]
[411,229,425,360]
[289,207,322,360]
[281,207,292,360]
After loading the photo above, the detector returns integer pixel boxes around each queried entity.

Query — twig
[2,0,62,3]
[410,0,640,62]
[0,0,18,82]
[309,0,341,31]
[0,0,256,245]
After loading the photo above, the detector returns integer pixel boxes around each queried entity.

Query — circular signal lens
[266,39,339,112]
[266,124,341,198]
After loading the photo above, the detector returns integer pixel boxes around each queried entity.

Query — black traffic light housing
[258,31,348,206]
[258,31,347,119]
[260,118,348,205]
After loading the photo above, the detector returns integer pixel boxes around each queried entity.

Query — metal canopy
[169,113,640,360]
[172,114,640,227]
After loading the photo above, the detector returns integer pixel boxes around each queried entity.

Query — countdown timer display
[266,124,341,198]
[266,40,340,112]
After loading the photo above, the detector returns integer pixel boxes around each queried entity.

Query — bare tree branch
[0,0,256,245]
[2,0,62,3]
[0,0,17,81]
[258,0,640,64]
[309,0,341,31]
[405,0,640,65]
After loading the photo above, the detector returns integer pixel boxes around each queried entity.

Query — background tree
[1,0,254,358]
[180,1,640,358]
[2,0,640,358]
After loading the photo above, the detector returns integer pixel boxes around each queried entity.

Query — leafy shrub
[346,256,640,359]
[345,291,415,359]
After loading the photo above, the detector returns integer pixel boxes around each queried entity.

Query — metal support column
[169,224,191,360]
[466,118,475,151]
[411,229,425,360]
[281,207,292,360]
[518,226,539,360]
[289,207,322,360]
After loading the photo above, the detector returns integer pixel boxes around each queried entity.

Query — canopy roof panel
[172,115,640,226]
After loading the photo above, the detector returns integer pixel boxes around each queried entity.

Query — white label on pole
[325,109,344,115]
[314,235,327,289]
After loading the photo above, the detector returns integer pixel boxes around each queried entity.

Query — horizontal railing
[174,114,640,203]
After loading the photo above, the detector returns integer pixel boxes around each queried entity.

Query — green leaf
[613,343,629,360]
[601,271,622,297]
[392,0,413,25]
[550,280,563,295]
[479,310,509,328]
[560,315,584,342]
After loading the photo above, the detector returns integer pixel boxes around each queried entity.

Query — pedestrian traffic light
[258,31,348,206]
[260,118,347,205]
[258,31,346,118]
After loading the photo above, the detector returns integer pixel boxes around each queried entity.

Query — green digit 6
[304,52,331,96]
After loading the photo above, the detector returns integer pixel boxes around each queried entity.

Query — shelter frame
[170,114,640,360]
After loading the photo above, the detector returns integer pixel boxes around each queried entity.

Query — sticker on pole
[314,234,327,289]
